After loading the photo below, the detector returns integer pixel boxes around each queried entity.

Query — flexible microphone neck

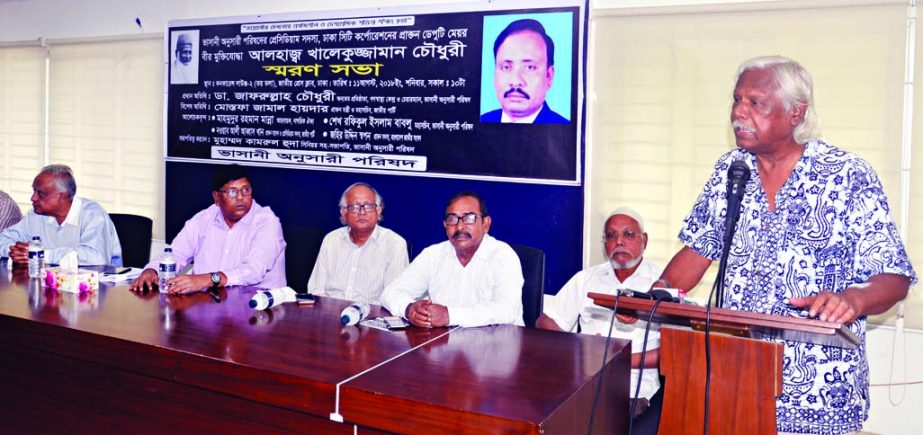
[715,160,750,308]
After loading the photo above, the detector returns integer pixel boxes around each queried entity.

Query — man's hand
[166,274,212,295]
[616,313,639,325]
[426,304,450,327]
[130,268,159,292]
[789,291,861,324]
[405,300,433,328]
[404,300,449,328]
[9,242,29,265]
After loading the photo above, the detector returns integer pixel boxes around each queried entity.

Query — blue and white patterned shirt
[679,140,916,434]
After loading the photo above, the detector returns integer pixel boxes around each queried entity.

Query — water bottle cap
[31,236,40,240]
[249,299,258,309]
[340,314,350,325]
[165,247,172,252]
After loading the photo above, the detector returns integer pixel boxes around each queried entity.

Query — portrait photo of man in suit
[480,17,570,124]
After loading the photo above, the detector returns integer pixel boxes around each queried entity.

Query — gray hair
[737,56,821,144]
[338,182,383,225]
[40,164,77,199]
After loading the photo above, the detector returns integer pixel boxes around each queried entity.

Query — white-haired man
[308,182,408,304]
[0,164,121,266]
[536,207,662,432]
[170,33,197,84]
[656,56,915,434]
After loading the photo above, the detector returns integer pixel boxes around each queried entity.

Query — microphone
[649,289,679,303]
[340,301,371,326]
[724,160,750,239]
[618,288,680,303]
[249,286,297,310]
[617,288,652,299]
[716,160,751,307]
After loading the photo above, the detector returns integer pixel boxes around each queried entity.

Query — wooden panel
[340,326,631,434]
[659,327,782,435]
[0,274,443,418]
[0,341,352,433]
[0,265,633,434]
[589,292,859,348]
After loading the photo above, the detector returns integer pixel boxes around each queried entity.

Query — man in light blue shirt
[0,164,121,266]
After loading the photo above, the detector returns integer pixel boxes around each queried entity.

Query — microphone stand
[715,160,750,308]
[714,225,735,308]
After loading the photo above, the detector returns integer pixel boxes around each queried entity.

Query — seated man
[536,207,662,431]
[381,191,523,327]
[308,182,408,303]
[0,190,22,231]
[0,164,121,266]
[131,165,286,294]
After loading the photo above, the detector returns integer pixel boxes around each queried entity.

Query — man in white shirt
[381,191,523,328]
[537,207,662,432]
[0,164,121,266]
[308,182,409,303]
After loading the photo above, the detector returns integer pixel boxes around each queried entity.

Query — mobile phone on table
[104,266,131,275]
[296,293,316,305]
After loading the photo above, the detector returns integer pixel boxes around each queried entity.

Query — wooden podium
[588,292,859,435]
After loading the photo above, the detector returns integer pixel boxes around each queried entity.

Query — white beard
[610,255,642,270]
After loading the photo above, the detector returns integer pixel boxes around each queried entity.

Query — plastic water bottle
[28,236,44,279]
[340,302,370,326]
[249,287,297,310]
[158,247,176,293]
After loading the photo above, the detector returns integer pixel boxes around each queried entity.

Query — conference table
[0,265,630,434]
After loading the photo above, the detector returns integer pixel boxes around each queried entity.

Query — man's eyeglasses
[603,230,638,242]
[444,213,481,226]
[343,203,379,214]
[220,186,252,199]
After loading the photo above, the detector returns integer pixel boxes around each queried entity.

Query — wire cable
[586,292,621,435]
[702,273,724,435]
[628,299,664,433]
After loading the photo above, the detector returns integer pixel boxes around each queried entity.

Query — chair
[282,224,325,292]
[511,244,545,328]
[109,213,153,268]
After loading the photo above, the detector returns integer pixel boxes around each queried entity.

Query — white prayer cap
[604,206,645,232]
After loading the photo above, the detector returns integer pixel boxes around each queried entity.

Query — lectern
[588,293,859,435]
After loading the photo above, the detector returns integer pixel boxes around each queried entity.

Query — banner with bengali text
[166,1,584,184]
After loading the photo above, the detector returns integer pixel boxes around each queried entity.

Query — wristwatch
[210,272,221,287]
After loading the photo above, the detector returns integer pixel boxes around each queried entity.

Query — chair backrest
[282,224,326,292]
[109,213,153,268]
[511,244,545,328]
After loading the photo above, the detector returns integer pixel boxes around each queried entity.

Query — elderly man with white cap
[536,207,663,432]
[170,32,197,84]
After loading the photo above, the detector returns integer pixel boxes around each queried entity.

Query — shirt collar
[212,200,260,228]
[55,196,82,227]
[340,223,381,245]
[466,233,494,263]
[600,256,655,283]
